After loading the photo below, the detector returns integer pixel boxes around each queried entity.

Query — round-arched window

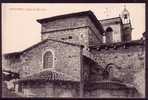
[106,27,113,32]
[43,51,53,69]
[105,27,113,43]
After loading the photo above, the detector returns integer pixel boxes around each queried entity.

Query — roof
[37,10,105,35]
[2,70,19,81]
[3,52,22,57]
[15,69,79,83]
[89,39,144,51]
[99,17,121,22]
[3,38,84,56]
[99,17,122,25]
[2,69,19,75]
[21,38,83,53]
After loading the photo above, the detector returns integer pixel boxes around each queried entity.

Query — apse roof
[15,69,79,83]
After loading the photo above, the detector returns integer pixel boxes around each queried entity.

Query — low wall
[84,81,140,98]
[17,81,79,98]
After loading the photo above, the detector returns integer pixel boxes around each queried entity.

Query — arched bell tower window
[43,50,54,69]
[121,6,130,24]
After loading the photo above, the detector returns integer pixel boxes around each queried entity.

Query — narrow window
[43,51,53,69]
[105,27,113,43]
[124,14,128,19]
[69,36,72,39]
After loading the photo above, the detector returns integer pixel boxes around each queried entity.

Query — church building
[2,8,145,98]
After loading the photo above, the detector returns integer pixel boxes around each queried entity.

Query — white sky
[2,3,145,53]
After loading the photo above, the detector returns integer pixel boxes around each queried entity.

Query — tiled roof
[16,69,79,83]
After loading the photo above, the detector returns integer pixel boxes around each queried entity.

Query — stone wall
[19,80,139,98]
[83,43,145,97]
[122,24,132,41]
[100,18,122,43]
[54,81,79,97]
[40,16,103,47]
[86,17,103,42]
[20,40,82,80]
[41,27,90,47]
[21,81,79,97]
[84,88,139,98]
[22,81,54,97]
[84,81,140,98]
[88,28,102,46]
[41,16,89,33]
[2,54,22,73]
[82,56,103,82]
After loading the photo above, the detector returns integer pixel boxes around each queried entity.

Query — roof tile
[16,69,79,83]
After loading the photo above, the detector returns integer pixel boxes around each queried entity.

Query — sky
[2,3,145,53]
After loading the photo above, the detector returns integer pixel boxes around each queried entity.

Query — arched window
[43,51,53,69]
[105,27,113,43]
[106,27,113,33]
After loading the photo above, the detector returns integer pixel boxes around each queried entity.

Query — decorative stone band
[89,39,144,51]
[86,80,135,89]
[15,69,79,83]
[85,80,140,97]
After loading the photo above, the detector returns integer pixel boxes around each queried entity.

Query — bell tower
[120,5,132,42]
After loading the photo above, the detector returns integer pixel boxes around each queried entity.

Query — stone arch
[103,63,121,80]
[43,50,54,69]
[106,27,113,32]
[104,63,120,72]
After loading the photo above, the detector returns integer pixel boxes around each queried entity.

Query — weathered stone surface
[19,40,82,80]
[2,53,22,73]
[83,45,145,97]
[41,27,90,46]
[41,17,103,47]
[41,16,89,33]
[2,11,145,98]
[21,81,79,97]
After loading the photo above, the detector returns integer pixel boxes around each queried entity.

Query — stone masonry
[2,10,145,98]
